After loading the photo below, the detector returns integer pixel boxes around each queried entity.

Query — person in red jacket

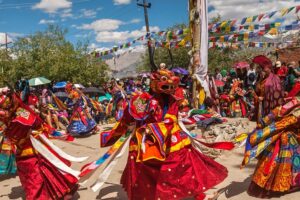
[0,88,85,200]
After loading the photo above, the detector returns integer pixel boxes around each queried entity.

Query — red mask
[150,69,180,94]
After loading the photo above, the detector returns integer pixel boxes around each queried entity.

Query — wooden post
[189,0,201,108]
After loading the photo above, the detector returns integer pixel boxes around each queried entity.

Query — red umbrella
[214,79,225,87]
[233,61,249,69]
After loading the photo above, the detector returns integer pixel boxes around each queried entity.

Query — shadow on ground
[7,186,25,200]
[217,176,251,199]
[0,174,17,182]
[96,184,127,200]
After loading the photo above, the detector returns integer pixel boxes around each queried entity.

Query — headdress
[252,55,272,70]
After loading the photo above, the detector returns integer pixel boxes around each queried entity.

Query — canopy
[233,61,249,69]
[74,84,85,89]
[54,91,68,98]
[29,77,51,86]
[53,81,67,89]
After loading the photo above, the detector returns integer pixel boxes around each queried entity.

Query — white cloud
[114,0,131,5]
[32,0,72,13]
[39,19,56,24]
[60,8,73,18]
[88,43,110,52]
[80,9,97,19]
[79,19,123,32]
[129,18,142,24]
[0,33,13,45]
[95,26,160,43]
[96,31,131,43]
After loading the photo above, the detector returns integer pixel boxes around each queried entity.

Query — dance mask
[150,69,180,94]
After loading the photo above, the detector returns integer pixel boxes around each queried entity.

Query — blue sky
[0,0,187,49]
[0,0,300,51]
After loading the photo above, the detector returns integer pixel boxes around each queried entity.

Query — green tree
[137,23,191,72]
[0,25,109,86]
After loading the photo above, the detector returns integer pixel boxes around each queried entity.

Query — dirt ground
[0,122,299,200]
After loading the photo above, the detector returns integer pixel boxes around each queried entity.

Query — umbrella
[74,84,85,89]
[172,67,189,75]
[98,96,109,102]
[233,61,249,69]
[53,81,67,89]
[214,80,225,87]
[54,91,68,98]
[83,87,105,95]
[29,77,51,86]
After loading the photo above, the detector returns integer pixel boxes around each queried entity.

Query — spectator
[247,63,257,88]
[285,62,298,92]
[276,61,288,80]
[215,68,222,81]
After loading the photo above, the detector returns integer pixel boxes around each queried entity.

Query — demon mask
[150,69,180,94]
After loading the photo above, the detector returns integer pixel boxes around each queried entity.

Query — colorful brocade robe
[242,97,300,194]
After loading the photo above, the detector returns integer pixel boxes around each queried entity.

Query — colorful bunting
[209,21,297,34]
[208,5,298,31]
[93,5,300,58]
[208,41,297,50]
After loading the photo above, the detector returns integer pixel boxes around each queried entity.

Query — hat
[252,55,272,70]
[275,61,281,68]
[288,61,296,68]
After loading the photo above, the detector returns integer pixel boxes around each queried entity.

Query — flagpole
[189,0,201,108]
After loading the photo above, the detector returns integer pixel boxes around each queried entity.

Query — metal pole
[2,33,8,73]
[137,0,156,71]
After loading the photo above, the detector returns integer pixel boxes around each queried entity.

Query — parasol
[172,67,189,75]
[53,81,67,89]
[83,87,105,95]
[99,93,112,102]
[29,77,51,86]
[214,80,225,87]
[74,84,85,89]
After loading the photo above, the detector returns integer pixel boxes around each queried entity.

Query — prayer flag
[258,14,265,21]
[220,36,225,42]
[253,15,258,21]
[281,8,289,16]
[241,17,247,24]
[268,11,277,18]
[230,19,237,26]
[221,21,227,27]
[246,17,253,23]
[296,6,300,13]
[244,32,249,41]
[288,7,295,14]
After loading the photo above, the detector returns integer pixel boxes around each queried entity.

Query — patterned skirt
[248,130,300,198]
[17,154,78,200]
[121,145,228,200]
